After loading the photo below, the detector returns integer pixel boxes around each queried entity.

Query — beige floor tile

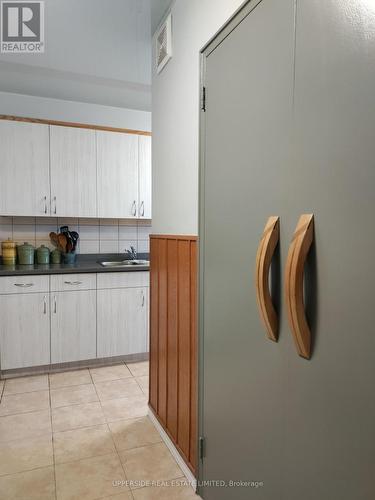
[0,409,51,442]
[52,401,105,432]
[95,378,143,401]
[55,453,128,500]
[0,379,4,395]
[109,416,161,451]
[53,424,116,464]
[101,493,133,500]
[101,394,148,423]
[3,375,49,395]
[132,482,198,500]
[127,361,149,378]
[136,376,149,395]
[0,466,55,500]
[50,383,98,408]
[90,364,132,383]
[0,390,50,416]
[120,442,183,487]
[0,434,53,475]
[49,369,92,389]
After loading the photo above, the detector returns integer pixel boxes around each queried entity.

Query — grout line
[89,367,135,499]
[0,463,56,480]
[47,374,58,500]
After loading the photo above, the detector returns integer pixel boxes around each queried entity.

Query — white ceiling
[0,0,158,111]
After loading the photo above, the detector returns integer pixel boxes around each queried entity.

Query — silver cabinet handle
[140,201,145,217]
[14,283,34,288]
[43,296,47,314]
[54,295,57,314]
[141,290,145,307]
[44,196,47,214]
[53,196,57,214]
[131,200,137,217]
[64,281,83,285]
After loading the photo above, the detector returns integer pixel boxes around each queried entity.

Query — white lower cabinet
[97,287,149,358]
[0,272,149,371]
[0,293,50,370]
[51,290,97,364]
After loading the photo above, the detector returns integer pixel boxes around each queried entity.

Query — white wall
[0,92,151,132]
[152,0,245,235]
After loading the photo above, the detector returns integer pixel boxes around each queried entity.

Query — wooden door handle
[255,216,280,342]
[285,214,314,359]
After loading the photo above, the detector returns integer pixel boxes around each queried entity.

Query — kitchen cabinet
[97,130,139,218]
[0,271,149,371]
[50,126,97,217]
[97,287,148,358]
[138,135,152,219]
[0,120,50,216]
[0,292,50,370]
[51,289,96,364]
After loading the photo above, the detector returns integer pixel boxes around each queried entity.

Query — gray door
[199,0,375,499]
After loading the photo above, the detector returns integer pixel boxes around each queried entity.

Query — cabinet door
[0,293,50,369]
[51,290,96,364]
[50,126,97,217]
[97,287,148,358]
[0,120,50,216]
[97,131,138,218]
[138,135,152,219]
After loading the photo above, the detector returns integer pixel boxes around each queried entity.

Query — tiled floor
[0,361,197,499]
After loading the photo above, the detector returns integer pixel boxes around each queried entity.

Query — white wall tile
[138,240,150,253]
[79,218,99,226]
[79,225,100,240]
[13,224,36,243]
[7,217,151,256]
[119,224,138,240]
[100,224,119,240]
[120,240,138,254]
[99,240,119,253]
[36,224,58,241]
[79,240,100,254]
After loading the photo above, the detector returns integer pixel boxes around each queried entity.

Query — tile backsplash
[0,217,152,256]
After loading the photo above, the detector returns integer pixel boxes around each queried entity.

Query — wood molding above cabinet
[149,234,198,475]
[0,115,152,136]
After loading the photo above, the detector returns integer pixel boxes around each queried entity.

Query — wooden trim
[255,216,280,342]
[151,234,198,241]
[149,234,198,475]
[0,114,152,136]
[285,214,314,359]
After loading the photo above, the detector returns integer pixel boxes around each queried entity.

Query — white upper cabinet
[97,130,139,218]
[0,120,50,216]
[50,126,97,217]
[138,135,152,219]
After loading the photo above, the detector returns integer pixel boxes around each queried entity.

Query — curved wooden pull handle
[285,214,314,359]
[255,216,280,342]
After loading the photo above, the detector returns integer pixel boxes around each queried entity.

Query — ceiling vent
[156,14,172,74]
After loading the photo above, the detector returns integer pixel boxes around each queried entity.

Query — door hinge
[201,86,206,112]
[199,436,205,460]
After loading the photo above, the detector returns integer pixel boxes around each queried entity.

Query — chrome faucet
[125,246,137,260]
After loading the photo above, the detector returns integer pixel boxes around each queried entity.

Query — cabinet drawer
[97,271,149,289]
[0,275,49,295]
[50,273,96,292]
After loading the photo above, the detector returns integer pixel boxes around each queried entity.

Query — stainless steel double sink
[98,259,149,268]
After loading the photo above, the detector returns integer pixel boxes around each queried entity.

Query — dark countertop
[0,254,150,277]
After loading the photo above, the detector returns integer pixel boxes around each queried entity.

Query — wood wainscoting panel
[149,235,198,475]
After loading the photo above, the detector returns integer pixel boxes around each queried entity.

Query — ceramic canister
[17,242,35,265]
[51,249,62,264]
[1,239,17,265]
[36,244,50,265]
